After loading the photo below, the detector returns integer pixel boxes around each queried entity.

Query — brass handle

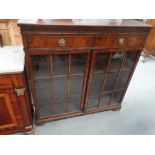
[118,37,125,45]
[58,38,66,47]
[15,88,25,96]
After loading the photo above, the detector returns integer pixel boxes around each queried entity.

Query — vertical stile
[27,54,40,119]
[50,55,55,114]
[83,52,97,111]
[109,52,126,104]
[66,54,71,112]
[97,53,113,107]
[80,52,91,110]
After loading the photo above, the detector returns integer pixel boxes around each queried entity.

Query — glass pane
[70,97,81,112]
[53,54,68,76]
[99,92,111,107]
[89,74,103,95]
[54,101,67,115]
[104,73,118,91]
[87,73,103,109]
[70,76,83,111]
[71,54,86,75]
[122,52,139,71]
[70,76,84,111]
[115,72,130,89]
[110,91,123,104]
[109,52,124,72]
[87,95,99,109]
[94,53,110,73]
[70,77,83,97]
[35,80,52,117]
[54,78,67,114]
[32,55,50,79]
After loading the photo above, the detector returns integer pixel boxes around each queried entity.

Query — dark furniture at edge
[0,72,33,134]
[0,34,3,47]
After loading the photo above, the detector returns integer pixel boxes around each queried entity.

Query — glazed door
[84,49,141,111]
[29,50,90,120]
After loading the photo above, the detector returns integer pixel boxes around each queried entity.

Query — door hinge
[15,88,25,96]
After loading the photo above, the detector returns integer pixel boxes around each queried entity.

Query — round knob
[118,37,125,45]
[58,38,66,47]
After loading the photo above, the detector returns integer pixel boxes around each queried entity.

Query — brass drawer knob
[58,38,66,47]
[118,37,125,45]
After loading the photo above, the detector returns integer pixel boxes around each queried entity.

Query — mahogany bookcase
[18,19,151,125]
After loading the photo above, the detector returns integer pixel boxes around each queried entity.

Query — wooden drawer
[95,35,147,48]
[27,36,93,48]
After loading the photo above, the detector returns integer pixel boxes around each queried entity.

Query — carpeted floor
[17,56,155,135]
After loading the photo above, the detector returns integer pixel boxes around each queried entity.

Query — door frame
[25,49,91,123]
[83,48,142,111]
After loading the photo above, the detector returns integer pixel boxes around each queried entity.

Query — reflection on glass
[109,52,124,72]
[32,55,50,79]
[122,52,139,71]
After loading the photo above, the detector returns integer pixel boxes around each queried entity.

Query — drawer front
[27,36,93,48]
[95,35,147,48]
